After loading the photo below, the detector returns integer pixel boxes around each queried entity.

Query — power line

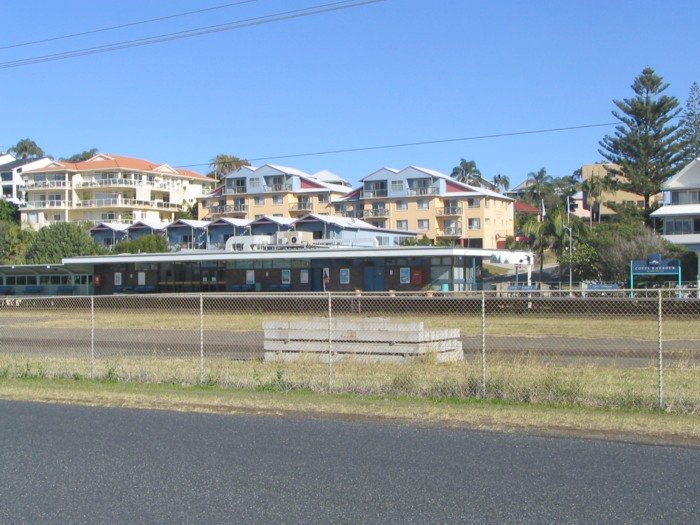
[0,0,384,69]
[0,1,260,51]
[174,122,619,169]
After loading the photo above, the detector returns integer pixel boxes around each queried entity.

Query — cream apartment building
[20,154,215,229]
[198,164,353,220]
[333,166,514,249]
[581,163,661,219]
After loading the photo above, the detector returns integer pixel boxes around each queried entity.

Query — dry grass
[0,353,696,414]
[0,378,697,446]
[3,309,699,340]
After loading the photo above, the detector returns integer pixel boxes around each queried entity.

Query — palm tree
[492,174,510,193]
[524,168,553,207]
[209,154,250,182]
[450,159,481,185]
[63,148,98,162]
[581,174,615,226]
[8,138,44,159]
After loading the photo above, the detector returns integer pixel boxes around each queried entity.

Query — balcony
[24,180,69,190]
[437,226,463,237]
[361,189,388,199]
[289,202,314,213]
[341,210,364,219]
[264,184,292,192]
[211,204,248,217]
[408,186,438,196]
[363,208,390,218]
[74,198,181,210]
[76,178,142,189]
[436,206,463,216]
[224,186,248,194]
[26,200,68,208]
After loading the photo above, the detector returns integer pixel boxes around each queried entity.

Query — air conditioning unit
[275,231,313,245]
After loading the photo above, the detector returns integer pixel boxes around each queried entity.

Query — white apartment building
[20,153,215,228]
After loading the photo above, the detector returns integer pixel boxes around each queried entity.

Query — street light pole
[563,225,573,296]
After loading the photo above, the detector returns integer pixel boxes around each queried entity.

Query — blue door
[363,266,384,291]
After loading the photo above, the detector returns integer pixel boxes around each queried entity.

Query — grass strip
[0,378,697,446]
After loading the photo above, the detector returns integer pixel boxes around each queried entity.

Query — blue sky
[2,0,698,187]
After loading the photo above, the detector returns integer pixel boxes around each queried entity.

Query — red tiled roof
[23,153,213,181]
[514,200,539,214]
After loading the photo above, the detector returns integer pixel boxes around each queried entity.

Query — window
[249,178,260,188]
[468,218,480,230]
[396,200,407,210]
[1,172,12,182]
[484,199,490,208]
[391,180,404,191]
[273,195,283,205]
[467,197,480,208]
[254,196,264,206]
[396,220,408,230]
[417,219,429,231]
[318,194,328,203]
[417,199,429,209]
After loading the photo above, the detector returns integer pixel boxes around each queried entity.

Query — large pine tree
[598,67,683,211]
[680,82,700,163]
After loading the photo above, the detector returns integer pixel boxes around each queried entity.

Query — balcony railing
[211,204,248,215]
[361,189,388,198]
[341,210,364,218]
[363,208,390,218]
[264,184,292,192]
[436,206,463,216]
[26,200,68,208]
[289,202,314,212]
[74,198,181,210]
[408,186,438,196]
[76,178,143,189]
[24,180,69,190]
[437,227,463,236]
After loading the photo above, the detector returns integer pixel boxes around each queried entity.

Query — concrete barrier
[263,317,463,363]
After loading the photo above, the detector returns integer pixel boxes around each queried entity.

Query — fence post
[657,289,664,409]
[200,293,204,385]
[328,292,333,392]
[481,290,487,398]
[90,295,95,379]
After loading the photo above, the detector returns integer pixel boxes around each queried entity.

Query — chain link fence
[0,290,697,413]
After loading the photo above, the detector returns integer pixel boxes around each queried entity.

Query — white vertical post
[200,293,204,385]
[658,289,664,409]
[90,295,95,379]
[327,291,333,391]
[481,290,487,398]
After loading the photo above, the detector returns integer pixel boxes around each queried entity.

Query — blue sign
[631,253,680,275]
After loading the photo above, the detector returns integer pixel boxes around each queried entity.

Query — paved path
[0,400,697,523]
[1,326,696,364]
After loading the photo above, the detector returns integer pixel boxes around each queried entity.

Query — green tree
[174,201,196,220]
[0,221,35,264]
[450,159,481,185]
[492,173,510,192]
[25,222,103,264]
[559,242,601,281]
[599,67,684,212]
[523,167,553,208]
[0,200,19,223]
[581,174,615,226]
[209,154,250,182]
[113,234,168,254]
[586,219,686,282]
[63,148,98,162]
[8,138,45,159]
[679,81,700,163]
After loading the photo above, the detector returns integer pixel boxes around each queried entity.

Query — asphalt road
[0,400,697,523]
